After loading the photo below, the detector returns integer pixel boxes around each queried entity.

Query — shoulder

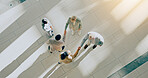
[76,18,81,22]
[68,17,71,20]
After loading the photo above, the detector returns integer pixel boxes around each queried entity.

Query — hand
[78,29,81,31]
[78,46,81,50]
[63,35,65,42]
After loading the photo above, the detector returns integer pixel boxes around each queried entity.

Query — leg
[84,44,88,49]
[93,45,97,49]
[78,30,81,35]
[62,46,65,50]
[71,29,75,35]
[48,46,50,50]
[48,46,52,53]
[84,40,91,49]
[48,31,53,38]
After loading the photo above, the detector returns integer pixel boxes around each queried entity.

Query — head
[55,34,61,41]
[60,52,68,60]
[71,16,76,22]
[60,51,72,60]
[89,36,92,40]
[42,18,48,24]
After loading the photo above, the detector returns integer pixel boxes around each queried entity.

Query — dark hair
[61,52,68,60]
[42,19,47,24]
[55,34,61,41]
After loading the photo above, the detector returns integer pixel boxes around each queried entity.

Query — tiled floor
[0,0,148,78]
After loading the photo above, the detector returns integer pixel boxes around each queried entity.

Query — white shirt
[88,32,104,44]
[44,24,53,31]
[81,32,104,47]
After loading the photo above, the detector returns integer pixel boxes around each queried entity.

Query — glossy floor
[0,0,148,78]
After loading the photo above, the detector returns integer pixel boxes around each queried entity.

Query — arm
[64,18,70,35]
[78,20,82,30]
[50,25,53,30]
[75,34,89,54]
[63,18,70,42]
[80,34,89,47]
[73,47,81,58]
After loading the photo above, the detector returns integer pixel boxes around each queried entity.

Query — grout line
[40,61,46,70]
[108,51,148,78]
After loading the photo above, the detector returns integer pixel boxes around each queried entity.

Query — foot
[50,52,53,53]
[78,30,81,35]
[72,30,75,35]
[48,46,50,50]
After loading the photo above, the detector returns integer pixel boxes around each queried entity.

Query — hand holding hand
[78,46,81,50]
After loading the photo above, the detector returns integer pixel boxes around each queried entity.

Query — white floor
[0,0,148,78]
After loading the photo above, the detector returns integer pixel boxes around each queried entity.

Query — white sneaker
[78,30,81,35]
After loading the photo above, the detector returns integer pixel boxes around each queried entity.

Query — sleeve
[80,34,89,47]
[65,18,70,30]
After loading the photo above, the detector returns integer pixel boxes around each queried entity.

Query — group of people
[42,16,104,64]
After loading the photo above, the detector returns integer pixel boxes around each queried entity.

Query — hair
[61,52,68,60]
[71,16,76,20]
[55,34,61,41]
[42,19,47,24]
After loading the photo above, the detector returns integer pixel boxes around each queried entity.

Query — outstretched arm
[63,18,70,42]
[74,34,89,57]
[73,46,81,58]
[78,20,82,30]
[80,34,89,47]
[64,18,70,34]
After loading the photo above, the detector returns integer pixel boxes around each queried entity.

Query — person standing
[47,34,65,53]
[42,18,54,38]
[63,16,82,41]
[76,31,104,52]
[58,50,79,64]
